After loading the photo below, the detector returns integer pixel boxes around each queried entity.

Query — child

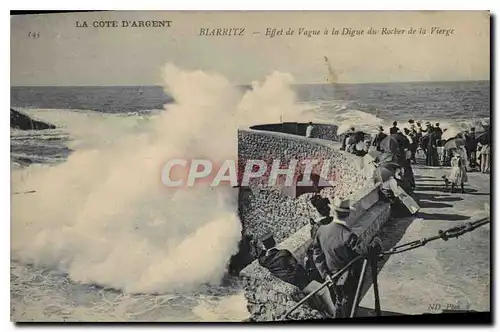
[447,149,468,193]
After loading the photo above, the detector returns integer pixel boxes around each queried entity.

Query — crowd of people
[333,119,491,173]
[253,119,492,319]
[319,118,491,196]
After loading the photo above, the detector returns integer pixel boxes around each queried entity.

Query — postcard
[10,10,491,323]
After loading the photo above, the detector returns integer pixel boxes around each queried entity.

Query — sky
[11,11,490,86]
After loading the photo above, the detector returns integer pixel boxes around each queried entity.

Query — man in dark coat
[408,125,418,163]
[257,233,310,290]
[391,121,399,134]
[372,126,387,151]
[434,123,443,139]
[466,127,478,167]
[395,130,415,190]
[397,129,410,151]
[304,218,328,283]
[311,196,361,317]
[312,198,359,280]
[426,127,440,166]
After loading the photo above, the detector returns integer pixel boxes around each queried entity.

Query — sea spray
[11,64,308,294]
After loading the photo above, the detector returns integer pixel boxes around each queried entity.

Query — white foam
[192,292,250,322]
[11,65,308,294]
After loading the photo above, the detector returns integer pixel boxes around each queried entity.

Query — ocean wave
[11,66,311,299]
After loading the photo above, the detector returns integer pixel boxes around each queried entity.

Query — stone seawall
[249,122,338,141]
[236,124,391,321]
[311,123,339,141]
[238,128,373,243]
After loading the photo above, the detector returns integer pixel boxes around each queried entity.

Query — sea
[10,79,490,322]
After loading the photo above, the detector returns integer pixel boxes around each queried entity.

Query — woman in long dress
[448,150,468,193]
[478,143,491,173]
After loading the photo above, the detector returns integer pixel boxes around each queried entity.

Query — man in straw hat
[310,196,362,317]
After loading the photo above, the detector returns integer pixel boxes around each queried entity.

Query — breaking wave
[11,65,309,295]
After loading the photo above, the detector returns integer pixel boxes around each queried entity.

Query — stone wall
[311,123,339,141]
[238,128,373,243]
[236,124,390,321]
[250,122,339,141]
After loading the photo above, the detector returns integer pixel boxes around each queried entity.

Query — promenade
[359,165,491,315]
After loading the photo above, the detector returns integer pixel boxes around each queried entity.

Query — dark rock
[228,234,258,276]
[11,108,56,130]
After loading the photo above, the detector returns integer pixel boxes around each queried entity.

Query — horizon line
[10,78,490,88]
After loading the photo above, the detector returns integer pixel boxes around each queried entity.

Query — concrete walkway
[359,165,491,315]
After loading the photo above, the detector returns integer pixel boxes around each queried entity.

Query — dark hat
[260,232,273,242]
[310,195,330,211]
[435,123,440,126]
[260,232,275,249]
[425,121,431,126]
[378,126,384,131]
[392,121,398,126]
[408,119,414,123]
[332,197,351,214]
[350,127,355,131]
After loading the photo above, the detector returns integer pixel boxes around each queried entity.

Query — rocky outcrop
[11,108,56,130]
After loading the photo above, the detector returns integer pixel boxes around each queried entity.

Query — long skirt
[480,145,491,173]
[448,166,468,185]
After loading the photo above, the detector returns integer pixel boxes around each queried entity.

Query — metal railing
[281,216,490,320]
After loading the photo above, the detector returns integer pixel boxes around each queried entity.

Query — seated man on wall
[257,233,310,289]
[310,196,362,318]
[257,232,337,318]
